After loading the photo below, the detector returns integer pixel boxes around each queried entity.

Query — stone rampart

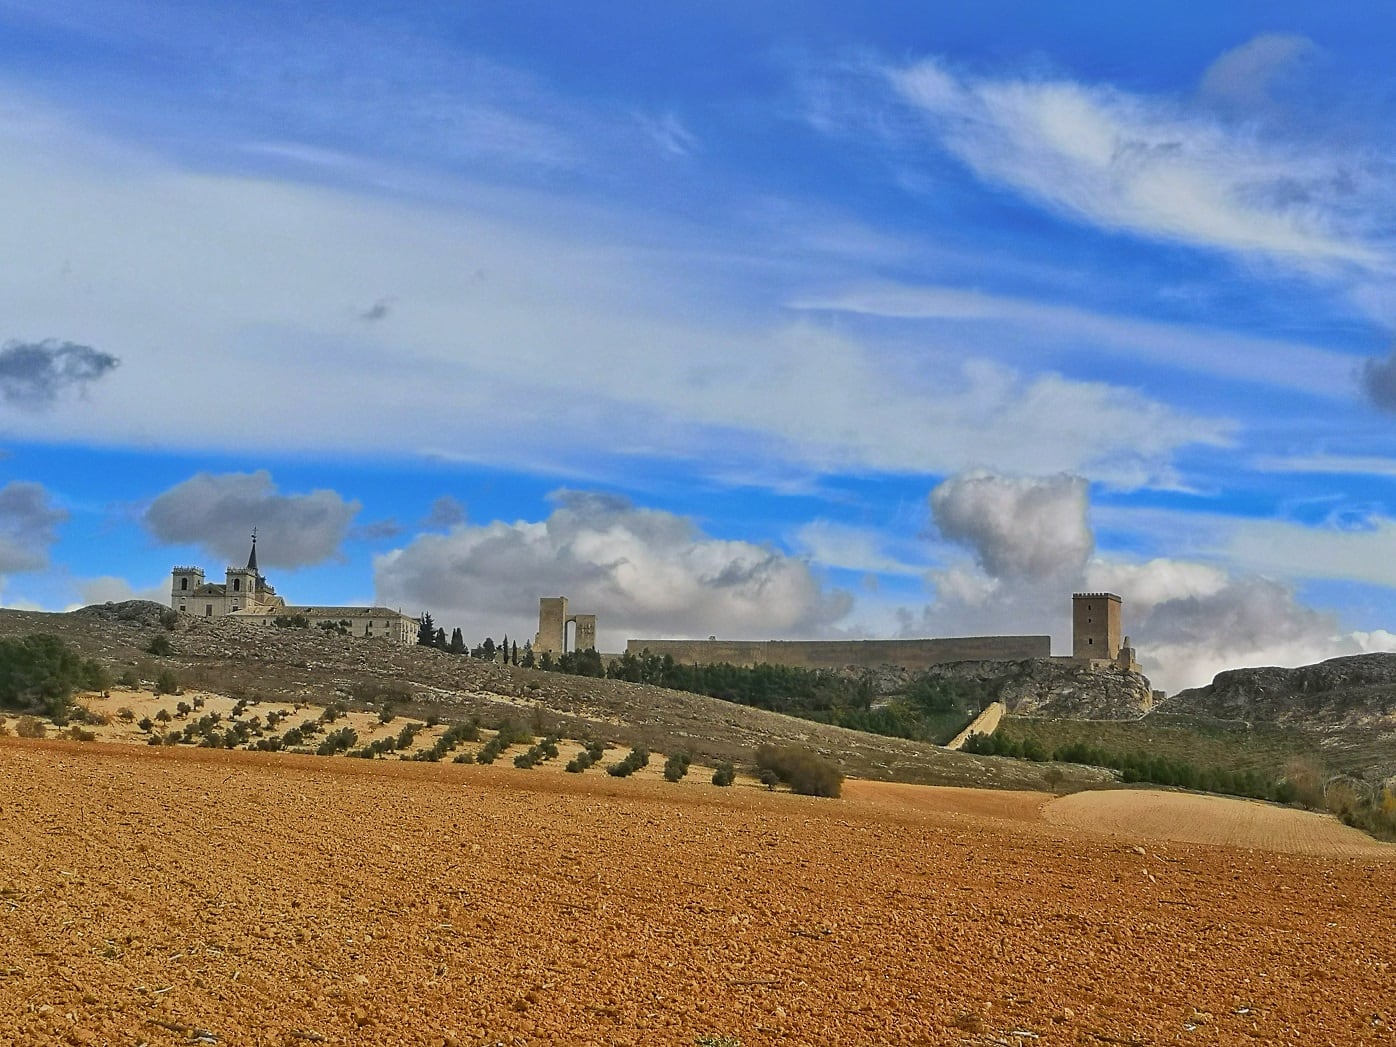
[623,635,1051,671]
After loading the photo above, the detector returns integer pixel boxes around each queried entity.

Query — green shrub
[663,751,692,782]
[607,746,651,778]
[144,634,173,657]
[154,670,180,696]
[753,743,843,798]
[711,761,736,787]
[15,715,46,739]
[0,634,107,718]
[117,669,140,689]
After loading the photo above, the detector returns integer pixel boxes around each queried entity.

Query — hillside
[1158,653,1396,778]
[0,602,1112,791]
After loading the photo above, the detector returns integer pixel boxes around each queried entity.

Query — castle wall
[624,635,1051,670]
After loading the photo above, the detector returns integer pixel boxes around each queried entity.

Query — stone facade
[171,535,416,644]
[1071,592,1139,672]
[534,596,598,655]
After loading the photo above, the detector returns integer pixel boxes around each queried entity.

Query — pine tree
[511,640,519,665]
[434,627,447,650]
[449,627,465,655]
[417,612,436,646]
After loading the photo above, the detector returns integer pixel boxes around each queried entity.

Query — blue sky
[3,2,1396,691]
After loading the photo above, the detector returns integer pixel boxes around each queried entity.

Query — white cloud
[931,471,1092,580]
[884,55,1386,271]
[0,91,1223,489]
[793,282,1357,399]
[1224,516,1396,588]
[1254,453,1396,478]
[143,471,359,569]
[792,519,927,576]
[374,491,853,649]
[900,470,1396,693]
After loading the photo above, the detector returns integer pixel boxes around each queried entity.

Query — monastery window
[179,604,186,613]
[205,605,213,617]
[233,577,241,592]
[180,577,188,591]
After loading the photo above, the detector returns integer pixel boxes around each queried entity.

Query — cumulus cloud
[931,472,1092,580]
[375,490,852,649]
[0,339,119,408]
[1078,558,1375,691]
[143,471,359,568]
[422,495,467,530]
[905,470,1396,693]
[0,481,66,574]
[882,55,1384,270]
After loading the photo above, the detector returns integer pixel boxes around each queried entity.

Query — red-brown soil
[2,739,1393,1047]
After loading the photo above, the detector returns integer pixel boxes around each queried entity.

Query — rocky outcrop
[1161,653,1396,730]
[922,659,1156,720]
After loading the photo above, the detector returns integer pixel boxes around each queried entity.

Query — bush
[607,746,650,778]
[711,761,736,787]
[117,669,140,689]
[663,751,692,782]
[754,743,843,798]
[154,670,180,696]
[0,634,107,718]
[145,634,174,657]
[315,726,358,757]
[15,715,46,739]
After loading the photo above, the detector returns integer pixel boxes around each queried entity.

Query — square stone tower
[1073,592,1122,661]
[535,597,568,655]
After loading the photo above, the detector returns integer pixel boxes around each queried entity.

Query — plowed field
[2,739,1393,1047]
[1043,788,1394,857]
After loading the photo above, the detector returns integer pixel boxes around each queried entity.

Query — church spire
[247,528,259,573]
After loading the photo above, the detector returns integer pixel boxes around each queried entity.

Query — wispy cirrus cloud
[792,282,1358,398]
[876,54,1389,272]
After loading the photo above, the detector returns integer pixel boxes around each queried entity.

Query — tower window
[1088,638,1094,645]
[180,577,188,590]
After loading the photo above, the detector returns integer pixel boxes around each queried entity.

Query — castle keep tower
[534,596,600,655]
[1073,592,1122,661]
